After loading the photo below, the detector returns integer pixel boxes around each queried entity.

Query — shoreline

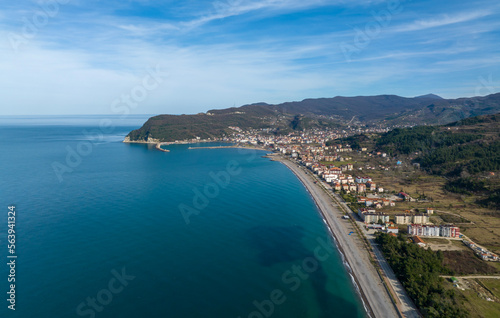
[188,145,268,151]
[123,137,399,316]
[155,143,170,152]
[124,137,268,152]
[275,157,399,318]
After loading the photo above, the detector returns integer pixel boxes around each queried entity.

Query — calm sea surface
[0,115,365,318]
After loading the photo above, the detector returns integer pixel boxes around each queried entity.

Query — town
[224,126,500,261]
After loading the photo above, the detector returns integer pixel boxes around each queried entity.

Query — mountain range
[126,92,500,142]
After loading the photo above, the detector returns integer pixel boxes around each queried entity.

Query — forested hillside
[126,93,500,142]
[375,113,500,208]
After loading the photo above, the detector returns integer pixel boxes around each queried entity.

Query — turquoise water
[0,116,365,318]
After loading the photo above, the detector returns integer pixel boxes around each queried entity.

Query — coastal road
[332,197,420,318]
[279,159,400,318]
[291,163,420,318]
[310,170,420,318]
[369,237,421,318]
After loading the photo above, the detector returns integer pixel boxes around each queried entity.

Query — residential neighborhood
[227,126,463,243]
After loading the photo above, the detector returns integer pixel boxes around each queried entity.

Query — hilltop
[126,92,500,142]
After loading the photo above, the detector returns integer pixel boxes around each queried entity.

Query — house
[408,224,440,237]
[426,208,434,215]
[334,183,341,191]
[399,192,412,201]
[349,183,357,192]
[363,213,389,224]
[358,208,368,219]
[386,225,399,234]
[382,199,393,206]
[355,176,371,184]
[330,167,342,175]
[324,174,337,183]
[407,224,460,238]
[395,214,412,225]
[358,208,389,224]
[366,181,377,191]
[440,225,460,238]
[357,183,366,193]
[369,224,385,230]
[412,214,429,224]
[412,236,426,247]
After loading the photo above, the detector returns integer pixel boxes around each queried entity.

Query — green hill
[126,92,500,142]
[375,113,500,209]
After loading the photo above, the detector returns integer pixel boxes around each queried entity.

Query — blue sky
[1,0,500,115]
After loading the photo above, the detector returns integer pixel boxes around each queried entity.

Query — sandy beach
[276,157,400,318]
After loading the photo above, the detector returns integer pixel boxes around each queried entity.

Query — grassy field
[443,250,499,275]
[453,278,500,318]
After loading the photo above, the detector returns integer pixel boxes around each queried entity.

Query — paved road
[331,192,420,318]
[328,192,419,317]
[369,238,421,318]
[280,160,399,318]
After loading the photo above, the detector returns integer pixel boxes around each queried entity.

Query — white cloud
[349,46,478,62]
[117,23,181,36]
[0,35,339,115]
[0,1,499,115]
[394,10,492,32]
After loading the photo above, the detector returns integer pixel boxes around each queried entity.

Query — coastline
[155,143,170,152]
[275,157,399,318]
[123,136,268,152]
[123,135,399,316]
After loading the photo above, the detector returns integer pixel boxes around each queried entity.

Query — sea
[0,115,366,318]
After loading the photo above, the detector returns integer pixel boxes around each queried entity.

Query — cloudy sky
[1,0,500,115]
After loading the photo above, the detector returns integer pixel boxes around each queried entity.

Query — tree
[375,233,468,317]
